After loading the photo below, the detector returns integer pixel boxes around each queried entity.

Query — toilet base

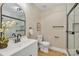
[40,47,49,53]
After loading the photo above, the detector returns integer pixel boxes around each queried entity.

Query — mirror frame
[0,3,26,37]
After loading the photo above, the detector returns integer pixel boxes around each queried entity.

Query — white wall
[41,4,67,49]
[22,4,69,49]
[19,4,41,39]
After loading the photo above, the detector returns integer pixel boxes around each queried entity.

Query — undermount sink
[11,39,28,48]
[9,36,31,48]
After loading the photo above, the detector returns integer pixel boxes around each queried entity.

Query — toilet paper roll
[29,29,33,36]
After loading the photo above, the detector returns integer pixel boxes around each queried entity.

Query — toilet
[37,35,50,53]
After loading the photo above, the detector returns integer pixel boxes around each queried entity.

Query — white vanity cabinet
[12,41,38,56]
[0,39,38,56]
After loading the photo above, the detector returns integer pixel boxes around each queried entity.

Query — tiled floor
[38,49,66,56]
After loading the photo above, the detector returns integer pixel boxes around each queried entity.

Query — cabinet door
[12,42,38,56]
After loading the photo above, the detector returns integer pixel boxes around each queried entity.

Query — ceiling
[33,3,65,11]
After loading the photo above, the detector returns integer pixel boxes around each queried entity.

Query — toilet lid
[40,41,50,46]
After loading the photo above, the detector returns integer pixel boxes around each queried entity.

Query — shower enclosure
[67,3,79,56]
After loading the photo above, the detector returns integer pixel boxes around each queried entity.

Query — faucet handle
[12,33,16,37]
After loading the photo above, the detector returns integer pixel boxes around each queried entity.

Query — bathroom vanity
[0,37,38,56]
[0,3,38,56]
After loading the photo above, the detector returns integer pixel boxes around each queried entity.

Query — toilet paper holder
[54,36,59,38]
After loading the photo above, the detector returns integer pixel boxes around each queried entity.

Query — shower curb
[50,47,68,56]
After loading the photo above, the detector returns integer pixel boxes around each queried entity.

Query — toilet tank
[37,35,43,42]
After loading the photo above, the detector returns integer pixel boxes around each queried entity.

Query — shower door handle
[66,31,75,34]
[71,32,75,34]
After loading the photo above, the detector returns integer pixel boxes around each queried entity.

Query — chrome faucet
[12,33,21,43]
[17,34,21,42]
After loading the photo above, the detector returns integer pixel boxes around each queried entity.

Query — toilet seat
[40,41,50,46]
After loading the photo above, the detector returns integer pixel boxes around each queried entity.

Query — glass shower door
[68,4,79,56]
[68,9,75,56]
[74,4,79,56]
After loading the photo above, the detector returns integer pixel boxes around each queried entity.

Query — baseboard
[49,47,68,56]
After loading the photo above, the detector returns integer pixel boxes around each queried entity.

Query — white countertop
[0,37,37,56]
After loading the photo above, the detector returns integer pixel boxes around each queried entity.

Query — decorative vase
[0,36,9,49]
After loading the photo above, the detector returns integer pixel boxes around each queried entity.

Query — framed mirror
[1,3,26,38]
